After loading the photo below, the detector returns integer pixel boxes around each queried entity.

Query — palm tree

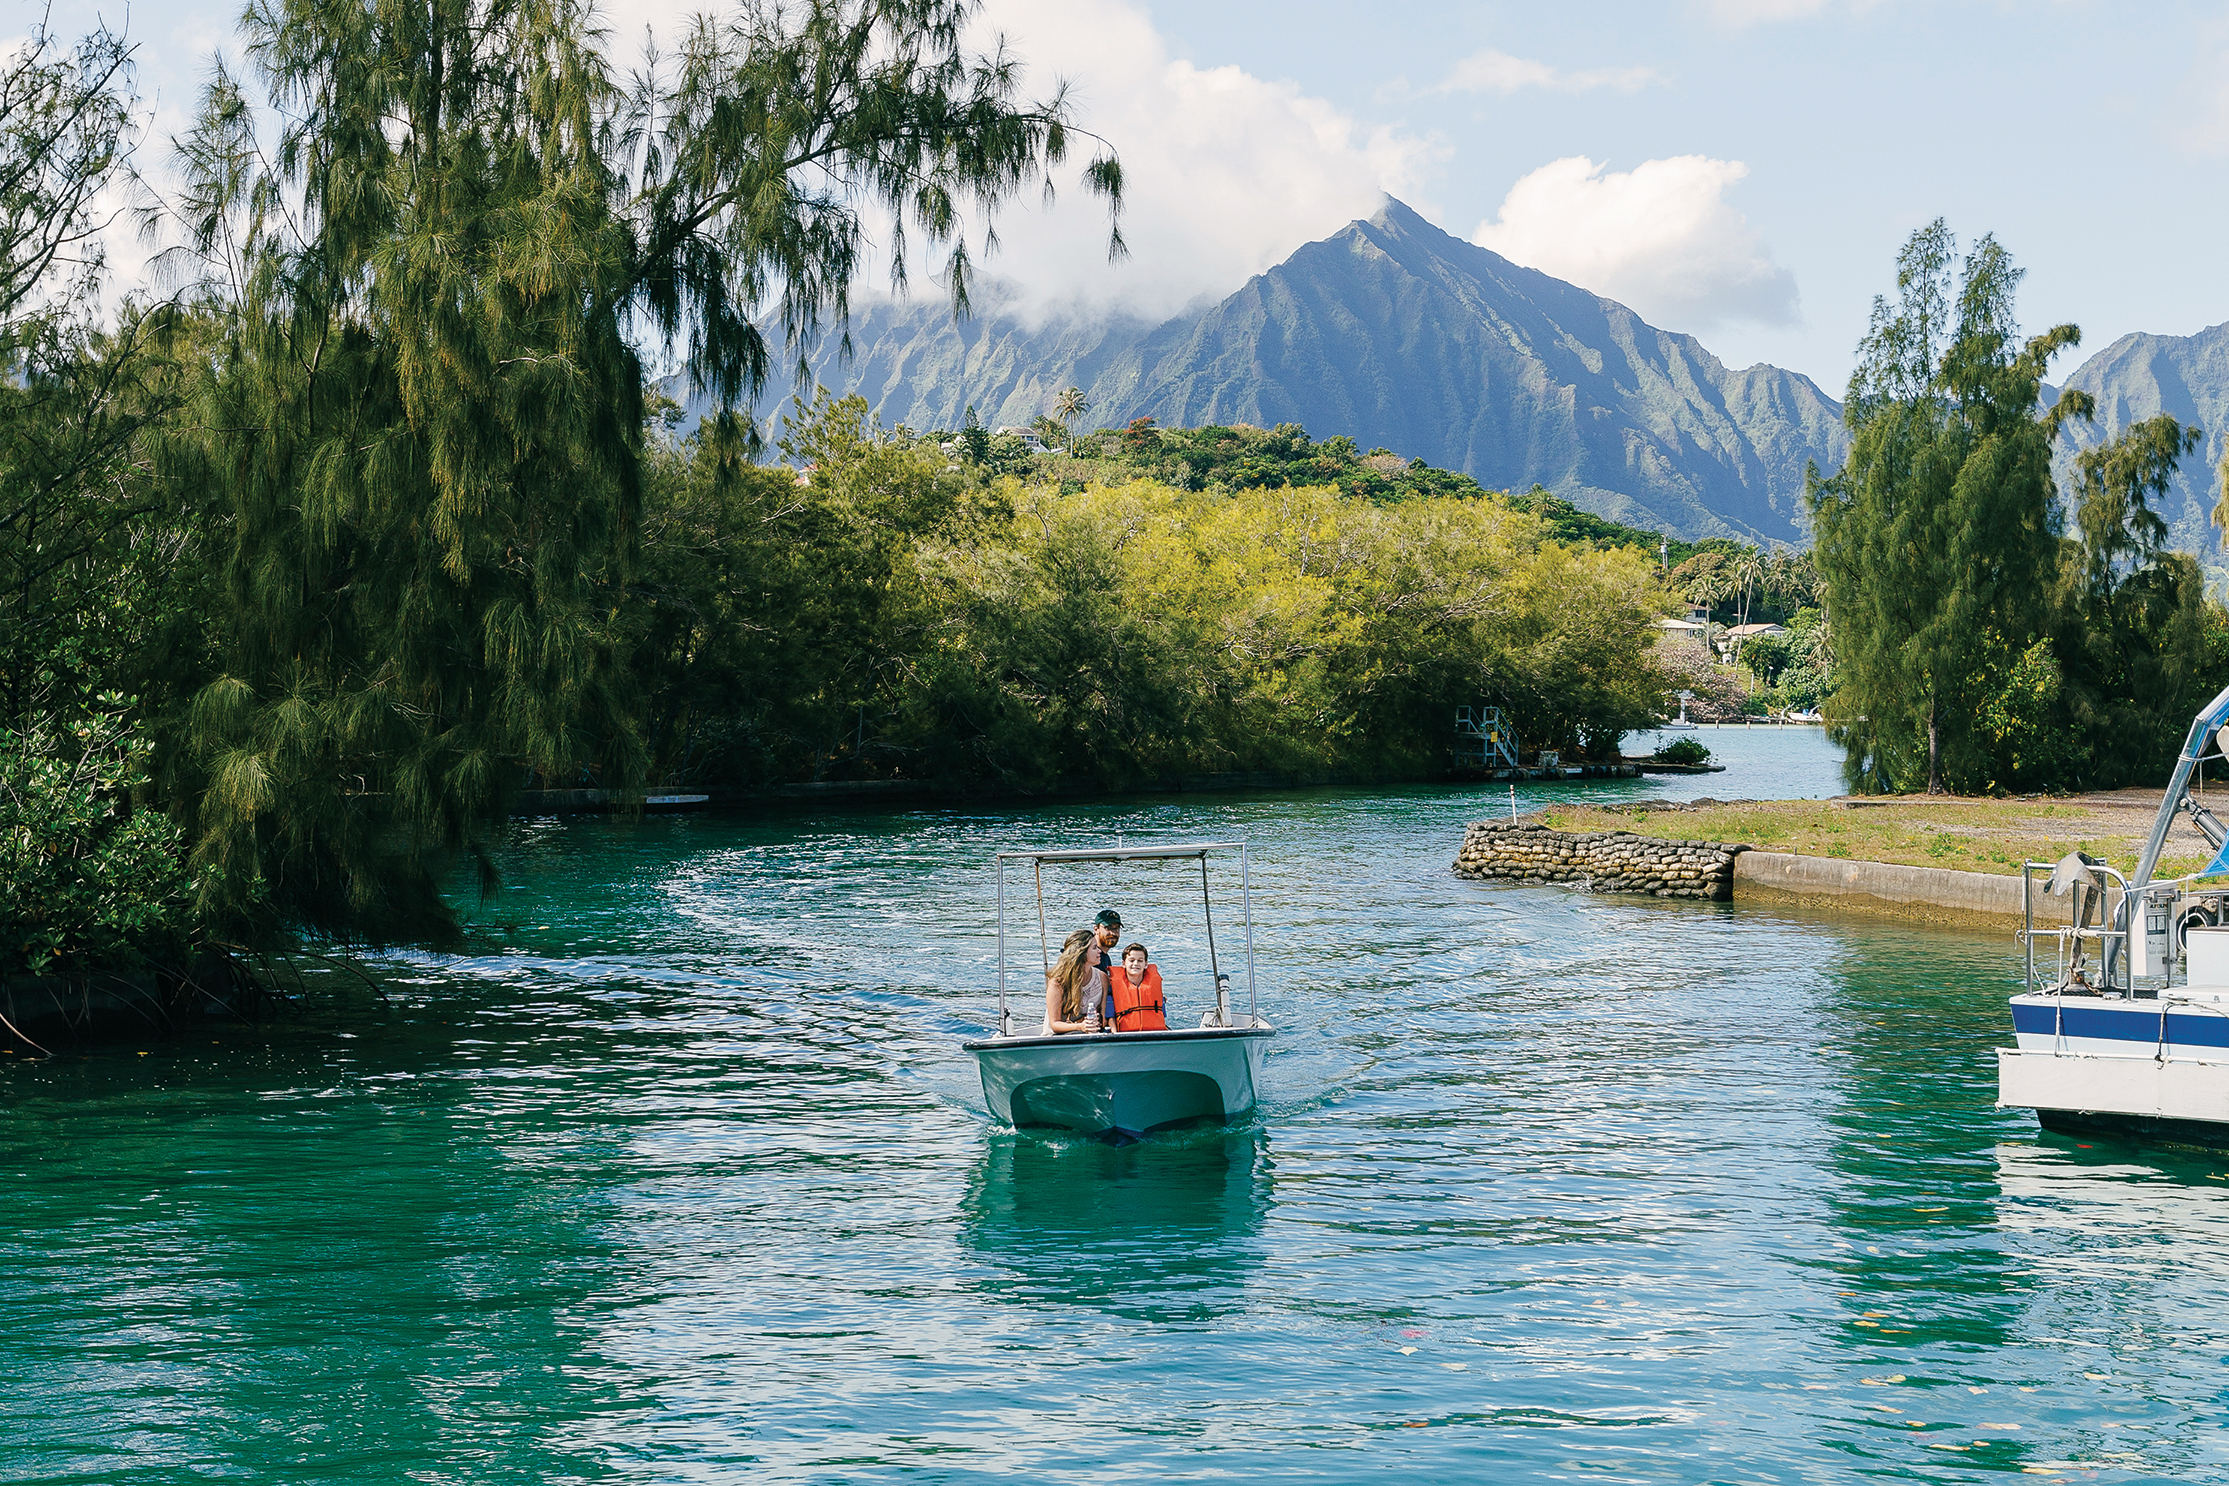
[1729,546,1768,632]
[1681,566,1731,660]
[1683,564,1731,616]
[1054,386,1089,453]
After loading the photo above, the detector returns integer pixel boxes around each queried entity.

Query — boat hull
[2006,991,2229,1060]
[2000,992,2229,1148]
[963,1026,1272,1137]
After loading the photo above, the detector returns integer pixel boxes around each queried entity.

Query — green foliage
[1502,486,1696,559]
[1812,221,2219,795]
[1653,737,1712,766]
[1976,638,2084,791]
[0,20,216,981]
[0,19,134,369]
[1669,544,1820,627]
[1076,419,1484,504]
[1738,632,1792,686]
[637,398,1670,785]
[958,406,992,464]
[0,22,200,733]
[1810,222,2080,793]
[1761,608,1837,712]
[632,390,969,786]
[1052,387,1089,453]
[0,700,191,976]
[1068,426,1687,564]
[158,0,1117,945]
[2049,415,2215,785]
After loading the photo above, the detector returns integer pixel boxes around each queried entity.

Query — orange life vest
[1108,965,1166,1032]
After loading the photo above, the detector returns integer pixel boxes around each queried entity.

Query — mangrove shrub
[637,397,1670,790]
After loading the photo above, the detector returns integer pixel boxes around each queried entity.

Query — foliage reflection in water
[4,760,2227,1482]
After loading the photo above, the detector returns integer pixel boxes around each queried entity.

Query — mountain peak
[735,205,1852,541]
[1366,195,1433,234]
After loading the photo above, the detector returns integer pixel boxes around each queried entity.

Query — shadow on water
[1785,916,2229,1479]
[958,1125,1272,1319]
[0,1035,651,1485]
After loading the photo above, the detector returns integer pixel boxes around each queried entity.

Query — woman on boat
[1044,928,1106,1034]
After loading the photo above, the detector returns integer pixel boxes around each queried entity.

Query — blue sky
[1114,0,2229,390]
[37,0,2229,394]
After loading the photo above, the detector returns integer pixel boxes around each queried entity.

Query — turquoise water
[1618,722,1847,801]
[6,747,2227,1483]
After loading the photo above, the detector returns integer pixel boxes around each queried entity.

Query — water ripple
[4,766,2223,1483]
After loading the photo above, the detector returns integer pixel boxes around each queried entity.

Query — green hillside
[718,200,1851,543]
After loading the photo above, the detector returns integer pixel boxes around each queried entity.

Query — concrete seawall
[1732,852,2027,926]
[1453,821,2034,928]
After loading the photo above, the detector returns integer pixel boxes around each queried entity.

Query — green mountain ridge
[726,199,1848,542]
[713,199,2228,554]
[2053,321,2229,579]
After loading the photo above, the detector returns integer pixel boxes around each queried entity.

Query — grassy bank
[1537,791,2222,881]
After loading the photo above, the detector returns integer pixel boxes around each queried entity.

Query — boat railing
[2020,859,2130,993]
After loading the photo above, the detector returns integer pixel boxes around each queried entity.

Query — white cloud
[609,0,1433,326]
[1435,48,1659,95]
[1470,155,1799,332]
[99,0,1430,330]
[927,0,1435,324]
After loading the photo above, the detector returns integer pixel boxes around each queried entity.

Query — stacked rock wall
[1453,821,1747,900]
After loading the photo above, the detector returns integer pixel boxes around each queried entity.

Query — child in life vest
[1108,942,1168,1032]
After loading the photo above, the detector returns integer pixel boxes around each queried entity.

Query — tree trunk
[1927,698,1943,795]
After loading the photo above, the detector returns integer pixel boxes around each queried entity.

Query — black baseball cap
[1094,909,1122,929]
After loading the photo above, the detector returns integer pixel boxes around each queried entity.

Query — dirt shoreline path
[1540,787,2229,883]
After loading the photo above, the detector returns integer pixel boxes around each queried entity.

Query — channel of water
[5,730,2223,1483]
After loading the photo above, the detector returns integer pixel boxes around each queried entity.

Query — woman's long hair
[1050,929,1095,1021]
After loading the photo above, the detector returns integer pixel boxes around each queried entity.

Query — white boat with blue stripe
[962,842,1274,1141]
[1999,681,2229,1147]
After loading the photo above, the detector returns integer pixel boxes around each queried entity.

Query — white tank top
[1045,963,1107,1032]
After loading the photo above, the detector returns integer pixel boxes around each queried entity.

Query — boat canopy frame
[992,841,1258,1036]
[2133,680,2229,892]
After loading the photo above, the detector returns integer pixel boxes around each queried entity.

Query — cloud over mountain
[921,0,1435,326]
[1470,155,1800,333]
[609,0,1430,330]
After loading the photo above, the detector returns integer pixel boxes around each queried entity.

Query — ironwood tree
[0,18,191,729]
[1813,222,2220,794]
[164,0,1122,942]
[2050,414,2212,781]
[1808,222,2082,794]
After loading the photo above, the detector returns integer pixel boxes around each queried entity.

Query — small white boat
[643,792,711,810]
[961,842,1274,1139]
[1998,682,2229,1149]
[1784,708,1824,724]
[1656,689,1699,731]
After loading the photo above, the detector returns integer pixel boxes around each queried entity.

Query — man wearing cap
[1085,909,1123,1027]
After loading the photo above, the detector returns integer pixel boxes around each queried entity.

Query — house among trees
[1717,621,1789,662]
